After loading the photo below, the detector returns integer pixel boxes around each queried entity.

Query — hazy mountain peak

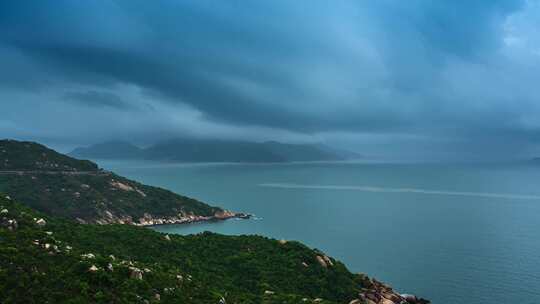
[70,138,357,163]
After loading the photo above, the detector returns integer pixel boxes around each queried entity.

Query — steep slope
[0,194,428,304]
[0,140,239,225]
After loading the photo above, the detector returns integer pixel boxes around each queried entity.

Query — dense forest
[0,194,378,304]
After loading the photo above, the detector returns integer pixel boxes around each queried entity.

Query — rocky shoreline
[134,210,252,227]
[351,274,430,304]
[79,209,252,226]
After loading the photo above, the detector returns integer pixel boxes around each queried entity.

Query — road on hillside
[0,170,111,176]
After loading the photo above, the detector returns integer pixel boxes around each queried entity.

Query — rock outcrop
[129,267,144,280]
[88,265,99,272]
[352,274,430,304]
[131,210,251,227]
[0,208,18,231]
[35,218,46,227]
[316,254,334,268]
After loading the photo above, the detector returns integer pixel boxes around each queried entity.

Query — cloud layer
[1,0,539,159]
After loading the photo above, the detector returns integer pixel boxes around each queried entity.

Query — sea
[96,160,540,304]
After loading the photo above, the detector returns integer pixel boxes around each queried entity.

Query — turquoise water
[97,160,540,304]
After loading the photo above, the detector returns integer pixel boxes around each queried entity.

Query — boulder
[129,267,143,280]
[214,210,234,219]
[322,255,334,266]
[136,189,147,197]
[365,292,380,303]
[6,219,17,230]
[104,210,114,219]
[383,292,403,303]
[81,253,95,259]
[110,181,134,191]
[88,265,99,272]
[35,218,47,227]
[316,255,328,268]
[401,294,417,302]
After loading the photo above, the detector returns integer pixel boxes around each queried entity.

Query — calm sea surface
[97,160,540,304]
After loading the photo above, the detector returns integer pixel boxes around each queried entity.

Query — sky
[1,0,540,160]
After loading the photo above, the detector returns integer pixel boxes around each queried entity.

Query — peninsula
[0,139,248,226]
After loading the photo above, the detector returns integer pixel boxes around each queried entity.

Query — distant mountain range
[69,139,360,162]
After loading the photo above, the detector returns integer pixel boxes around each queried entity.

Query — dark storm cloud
[63,90,131,110]
[1,0,539,159]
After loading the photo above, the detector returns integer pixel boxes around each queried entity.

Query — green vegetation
[0,195,364,303]
[0,140,427,303]
[0,140,221,223]
[0,173,221,223]
[0,139,97,172]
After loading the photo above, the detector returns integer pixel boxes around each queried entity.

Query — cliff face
[0,140,226,224]
[1,194,428,304]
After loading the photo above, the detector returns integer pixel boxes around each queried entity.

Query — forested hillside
[0,140,231,225]
[0,194,427,304]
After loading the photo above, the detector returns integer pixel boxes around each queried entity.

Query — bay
[97,160,540,304]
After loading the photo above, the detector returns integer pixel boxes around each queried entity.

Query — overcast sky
[1,0,540,160]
